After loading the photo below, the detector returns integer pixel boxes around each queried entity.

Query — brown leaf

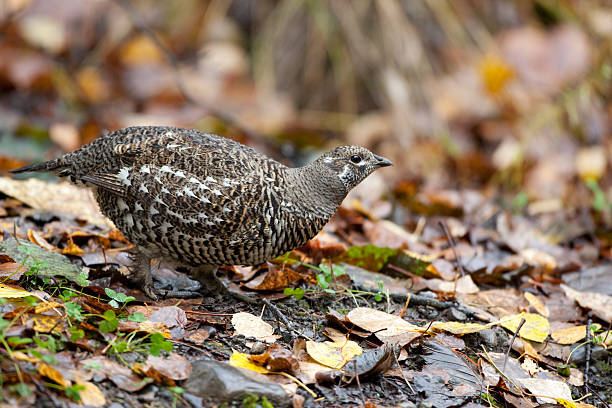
[135,353,191,385]
[244,263,303,291]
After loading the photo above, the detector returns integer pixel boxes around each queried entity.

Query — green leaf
[41,353,57,364]
[108,299,119,309]
[65,384,86,402]
[11,382,31,397]
[7,336,33,346]
[112,341,128,354]
[103,310,116,320]
[69,328,84,341]
[129,312,146,322]
[83,361,102,371]
[335,244,399,271]
[168,386,184,395]
[65,303,83,321]
[292,287,304,300]
[317,273,329,289]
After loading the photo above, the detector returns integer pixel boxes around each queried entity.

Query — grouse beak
[373,154,393,167]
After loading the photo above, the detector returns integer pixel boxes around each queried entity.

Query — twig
[388,291,477,318]
[439,220,466,277]
[184,310,234,317]
[112,0,266,142]
[503,317,525,372]
[31,375,61,408]
[584,315,592,400]
[262,298,299,341]
[353,359,366,405]
[583,382,611,408]
[391,349,414,394]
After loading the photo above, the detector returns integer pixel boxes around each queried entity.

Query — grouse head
[315,146,393,192]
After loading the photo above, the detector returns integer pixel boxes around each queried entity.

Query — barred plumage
[11,126,392,298]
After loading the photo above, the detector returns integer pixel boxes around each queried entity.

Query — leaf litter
[0,2,611,407]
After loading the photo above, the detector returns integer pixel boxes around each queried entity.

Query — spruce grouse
[11,126,392,298]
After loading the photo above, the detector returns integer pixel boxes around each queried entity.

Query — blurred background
[0,0,610,216]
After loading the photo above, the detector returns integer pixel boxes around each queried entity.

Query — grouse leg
[128,250,157,300]
[192,264,257,303]
[191,265,223,294]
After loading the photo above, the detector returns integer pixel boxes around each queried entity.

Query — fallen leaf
[229,350,272,374]
[306,340,362,369]
[500,313,549,343]
[425,275,479,294]
[524,292,549,317]
[61,239,86,256]
[232,312,279,343]
[0,177,111,228]
[79,356,151,392]
[518,378,571,404]
[561,284,612,322]
[431,321,492,335]
[551,324,599,345]
[136,353,191,385]
[0,284,34,298]
[346,307,422,346]
[74,380,106,407]
[39,363,70,387]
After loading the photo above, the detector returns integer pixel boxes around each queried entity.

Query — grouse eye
[350,155,362,164]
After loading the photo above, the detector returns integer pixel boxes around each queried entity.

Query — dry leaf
[500,313,549,343]
[232,312,279,343]
[305,340,362,369]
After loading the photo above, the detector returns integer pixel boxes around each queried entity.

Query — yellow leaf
[306,340,362,369]
[229,350,271,374]
[524,292,549,317]
[75,380,106,407]
[479,54,514,95]
[431,321,492,335]
[500,313,549,343]
[76,66,109,104]
[39,363,70,387]
[13,351,40,363]
[61,240,85,256]
[551,324,600,345]
[119,34,164,66]
[32,314,65,333]
[575,146,607,180]
[35,301,63,314]
[0,284,33,298]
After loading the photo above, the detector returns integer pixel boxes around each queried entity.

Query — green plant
[98,310,119,333]
[585,178,610,212]
[167,386,184,408]
[105,288,135,309]
[557,324,604,376]
[283,262,389,305]
[45,382,86,402]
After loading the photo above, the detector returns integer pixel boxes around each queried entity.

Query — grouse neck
[286,164,348,210]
